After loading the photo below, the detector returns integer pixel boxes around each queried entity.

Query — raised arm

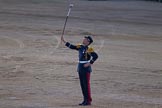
[65,42,79,50]
[61,36,80,50]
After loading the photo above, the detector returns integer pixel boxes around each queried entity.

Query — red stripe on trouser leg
[86,73,92,103]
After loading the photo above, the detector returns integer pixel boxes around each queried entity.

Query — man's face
[82,38,90,46]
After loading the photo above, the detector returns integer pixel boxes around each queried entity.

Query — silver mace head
[69,4,74,8]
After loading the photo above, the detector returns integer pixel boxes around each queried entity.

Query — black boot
[79,101,85,106]
[79,101,91,106]
[82,101,91,106]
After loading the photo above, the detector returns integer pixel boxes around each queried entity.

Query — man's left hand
[84,63,91,67]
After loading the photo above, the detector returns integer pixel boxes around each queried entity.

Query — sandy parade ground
[0,0,162,108]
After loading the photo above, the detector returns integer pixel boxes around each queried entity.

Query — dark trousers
[78,72,92,103]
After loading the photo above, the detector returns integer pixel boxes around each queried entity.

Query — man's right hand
[61,36,66,44]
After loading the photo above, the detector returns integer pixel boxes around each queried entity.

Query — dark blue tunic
[65,42,98,73]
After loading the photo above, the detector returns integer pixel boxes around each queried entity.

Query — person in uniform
[61,35,98,106]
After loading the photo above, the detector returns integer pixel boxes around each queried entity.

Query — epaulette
[87,46,94,53]
[76,44,82,49]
